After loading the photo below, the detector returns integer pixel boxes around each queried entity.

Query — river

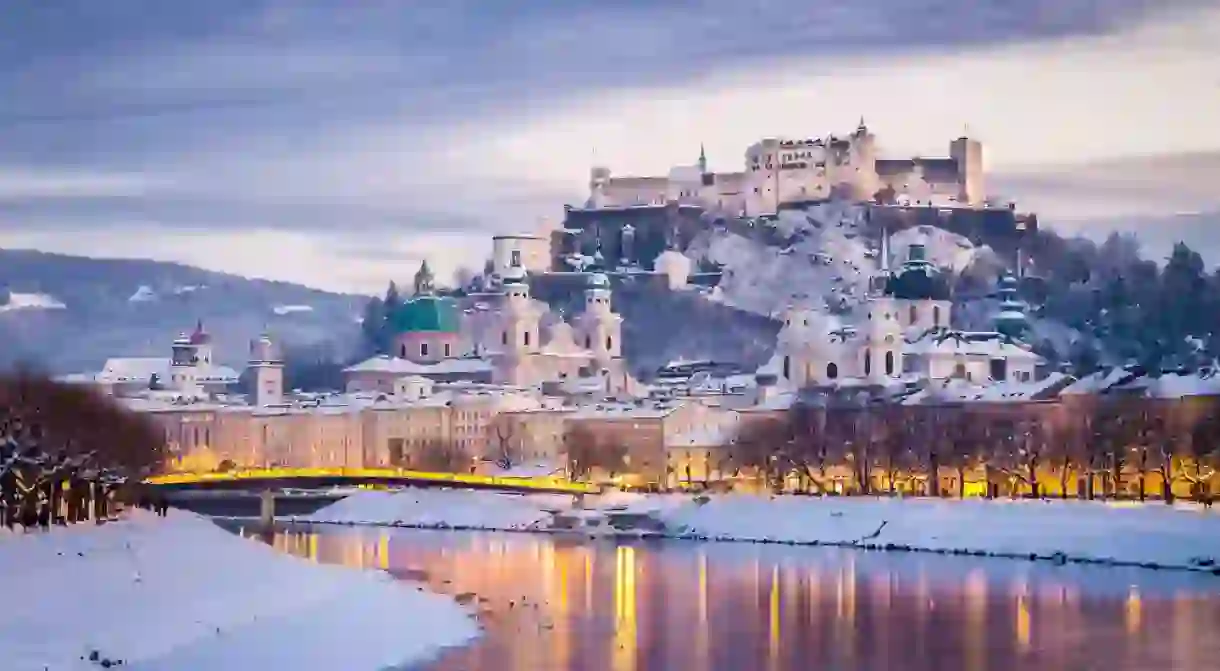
[233,523,1220,671]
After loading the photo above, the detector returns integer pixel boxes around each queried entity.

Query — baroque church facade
[769,231,1040,389]
[345,259,639,394]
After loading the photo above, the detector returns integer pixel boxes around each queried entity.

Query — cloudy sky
[2,0,1219,293]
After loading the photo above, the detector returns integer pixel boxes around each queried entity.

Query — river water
[237,524,1220,671]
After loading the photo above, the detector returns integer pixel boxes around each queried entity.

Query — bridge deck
[145,467,598,495]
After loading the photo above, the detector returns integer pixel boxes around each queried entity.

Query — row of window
[781,349,896,380]
[400,342,453,358]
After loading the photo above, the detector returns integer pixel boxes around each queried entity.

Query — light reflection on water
[237,525,1220,671]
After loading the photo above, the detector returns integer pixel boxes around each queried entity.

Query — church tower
[861,230,903,383]
[248,332,284,406]
[498,261,541,356]
[575,273,623,366]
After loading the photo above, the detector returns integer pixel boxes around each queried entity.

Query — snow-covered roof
[343,355,493,375]
[902,373,1075,405]
[905,330,1040,361]
[89,357,239,384]
[569,400,686,420]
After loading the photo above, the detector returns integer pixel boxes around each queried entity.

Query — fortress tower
[950,136,985,206]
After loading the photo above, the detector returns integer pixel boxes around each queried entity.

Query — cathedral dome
[885,241,951,301]
[389,295,462,334]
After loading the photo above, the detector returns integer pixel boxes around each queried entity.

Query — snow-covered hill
[686,203,984,322]
[0,292,67,312]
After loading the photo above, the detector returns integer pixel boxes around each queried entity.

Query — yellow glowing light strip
[143,467,597,493]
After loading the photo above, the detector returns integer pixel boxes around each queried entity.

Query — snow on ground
[0,511,477,671]
[272,304,314,315]
[689,206,873,318]
[301,490,1220,571]
[128,285,157,303]
[890,225,979,273]
[686,205,979,321]
[307,489,573,529]
[0,292,67,312]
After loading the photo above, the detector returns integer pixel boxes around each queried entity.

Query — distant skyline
[2,0,1219,293]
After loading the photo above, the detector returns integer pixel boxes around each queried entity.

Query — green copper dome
[388,295,462,334]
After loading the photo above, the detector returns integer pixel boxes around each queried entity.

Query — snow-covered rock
[0,292,67,312]
[272,304,314,316]
[127,285,157,303]
[0,511,477,670]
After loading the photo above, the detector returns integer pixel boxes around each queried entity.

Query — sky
[1,0,1219,294]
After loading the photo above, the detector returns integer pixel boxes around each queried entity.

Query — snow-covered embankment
[300,490,1220,572]
[0,511,478,670]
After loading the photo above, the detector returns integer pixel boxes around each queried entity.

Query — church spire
[698,143,708,174]
[413,259,435,295]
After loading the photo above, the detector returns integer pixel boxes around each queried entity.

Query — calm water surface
[239,525,1220,671]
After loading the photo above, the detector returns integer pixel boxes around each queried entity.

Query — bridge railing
[144,467,598,494]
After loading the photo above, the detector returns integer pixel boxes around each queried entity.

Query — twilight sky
[1,0,1219,293]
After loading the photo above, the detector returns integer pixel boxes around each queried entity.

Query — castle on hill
[587,120,986,217]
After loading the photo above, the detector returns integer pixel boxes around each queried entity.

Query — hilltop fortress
[588,119,985,216]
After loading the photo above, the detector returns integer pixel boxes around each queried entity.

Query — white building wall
[492,235,550,276]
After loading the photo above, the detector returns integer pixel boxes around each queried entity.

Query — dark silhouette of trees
[1,371,164,530]
[565,426,628,481]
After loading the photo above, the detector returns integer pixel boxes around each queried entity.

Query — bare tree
[729,416,791,492]
[564,425,627,481]
[490,420,523,471]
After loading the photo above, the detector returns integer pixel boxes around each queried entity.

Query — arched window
[783,356,791,379]
[933,305,942,327]
[524,331,531,346]
[605,336,613,351]
[443,343,451,357]
[502,331,508,346]
[885,351,895,376]
[909,305,917,324]
[420,342,429,357]
[863,349,872,376]
[585,335,592,349]
[399,344,406,358]
[826,362,839,379]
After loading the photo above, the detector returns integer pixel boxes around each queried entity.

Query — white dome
[587,272,611,289]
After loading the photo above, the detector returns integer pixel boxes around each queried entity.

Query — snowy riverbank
[0,510,478,671]
[298,490,1220,573]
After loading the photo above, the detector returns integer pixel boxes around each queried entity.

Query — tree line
[715,398,1220,502]
[1,372,165,530]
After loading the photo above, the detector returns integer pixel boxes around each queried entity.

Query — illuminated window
[826,362,838,379]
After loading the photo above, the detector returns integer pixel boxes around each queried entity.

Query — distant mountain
[0,248,367,374]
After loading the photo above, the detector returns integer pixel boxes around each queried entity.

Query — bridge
[144,467,599,495]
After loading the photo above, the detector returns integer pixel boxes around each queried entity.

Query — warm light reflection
[1016,594,1031,653]
[613,545,638,671]
[1125,585,1142,635]
[769,564,781,671]
[240,527,1220,671]
[697,551,709,669]
[966,569,988,671]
